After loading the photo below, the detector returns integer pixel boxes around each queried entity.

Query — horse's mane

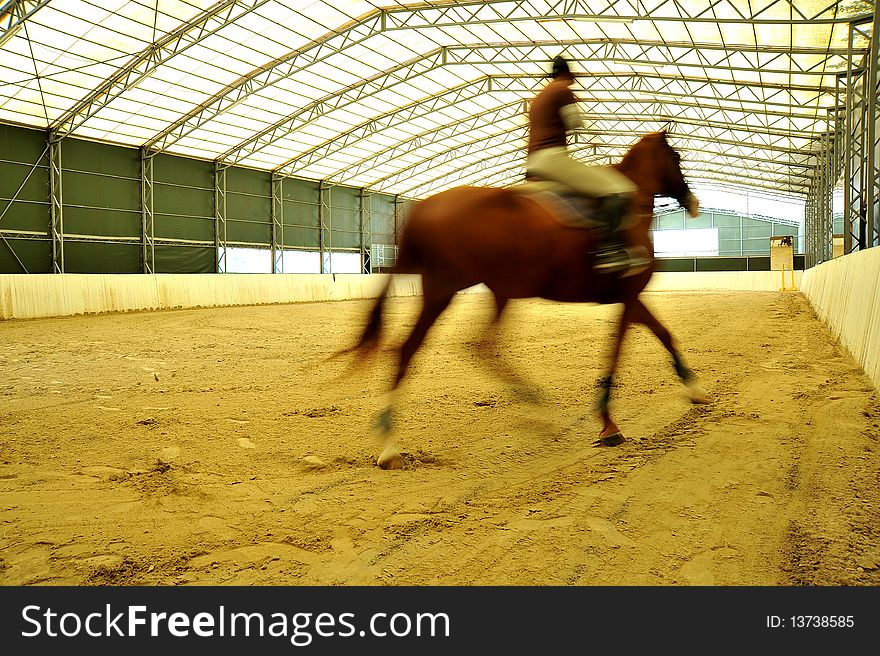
[619,131,668,167]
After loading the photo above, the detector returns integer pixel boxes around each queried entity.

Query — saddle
[511,179,651,278]
[511,179,604,229]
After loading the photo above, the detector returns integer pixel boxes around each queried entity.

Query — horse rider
[526,55,650,275]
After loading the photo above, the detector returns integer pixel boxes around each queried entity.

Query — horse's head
[622,131,699,217]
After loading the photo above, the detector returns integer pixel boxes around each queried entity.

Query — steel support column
[813,131,825,266]
[271,173,284,273]
[845,19,870,254]
[821,130,833,263]
[360,189,372,274]
[393,195,405,249]
[319,182,331,274]
[141,148,155,273]
[49,132,63,273]
[214,162,228,273]
[868,0,880,248]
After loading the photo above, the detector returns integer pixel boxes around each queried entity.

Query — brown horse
[342,131,708,469]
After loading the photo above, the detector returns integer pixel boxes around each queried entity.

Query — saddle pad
[512,184,602,229]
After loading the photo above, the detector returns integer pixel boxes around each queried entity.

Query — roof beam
[370,125,528,192]
[477,163,809,199]
[444,42,849,78]
[270,73,824,180]
[572,129,815,157]
[390,133,814,199]
[141,0,848,154]
[463,37,859,58]
[216,48,447,166]
[143,10,387,153]
[382,0,867,29]
[0,0,50,48]
[326,100,526,184]
[364,139,815,196]
[471,162,810,201]
[51,0,269,136]
[216,39,835,168]
[294,105,817,185]
[364,116,816,195]
[326,96,818,188]
[273,76,542,177]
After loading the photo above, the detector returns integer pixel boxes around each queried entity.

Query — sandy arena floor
[1,290,879,586]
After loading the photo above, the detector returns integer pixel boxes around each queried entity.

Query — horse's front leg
[594,302,633,446]
[630,297,709,404]
[375,286,455,470]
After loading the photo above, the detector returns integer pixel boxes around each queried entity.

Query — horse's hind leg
[629,297,709,404]
[376,284,455,470]
[595,302,633,446]
[474,293,542,403]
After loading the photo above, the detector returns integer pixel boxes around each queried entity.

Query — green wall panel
[0,124,47,162]
[696,256,747,272]
[371,193,396,245]
[0,161,49,201]
[228,166,269,196]
[656,213,685,230]
[283,177,320,203]
[330,230,360,250]
[64,241,141,273]
[154,154,213,188]
[62,139,139,178]
[654,258,695,272]
[0,199,49,233]
[773,224,798,236]
[742,218,772,238]
[656,255,800,272]
[747,256,771,269]
[0,123,416,271]
[227,191,270,223]
[283,225,319,248]
[154,214,213,242]
[226,218,271,245]
[329,186,361,249]
[154,245,215,273]
[63,170,139,211]
[0,238,49,273]
[64,206,141,239]
[686,213,713,229]
[282,200,318,228]
[154,183,212,217]
[281,192,319,248]
[709,212,738,226]
[0,126,50,236]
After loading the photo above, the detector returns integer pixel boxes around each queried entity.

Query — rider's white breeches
[526,147,637,198]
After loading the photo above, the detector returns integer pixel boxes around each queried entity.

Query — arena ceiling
[0,0,873,199]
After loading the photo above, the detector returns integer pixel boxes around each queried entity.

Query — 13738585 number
[790,616,854,628]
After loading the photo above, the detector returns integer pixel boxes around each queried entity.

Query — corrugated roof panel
[0,0,867,198]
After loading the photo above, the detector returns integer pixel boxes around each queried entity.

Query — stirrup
[594,245,651,277]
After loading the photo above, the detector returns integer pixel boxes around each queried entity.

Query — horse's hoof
[686,382,710,404]
[377,445,404,470]
[593,432,625,447]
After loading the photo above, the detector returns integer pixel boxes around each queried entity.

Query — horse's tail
[328,277,391,362]
[327,200,424,365]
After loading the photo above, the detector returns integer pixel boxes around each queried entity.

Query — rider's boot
[593,193,651,276]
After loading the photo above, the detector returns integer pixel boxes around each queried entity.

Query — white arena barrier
[646,271,803,292]
[1,270,798,321]
[800,248,880,390]
[0,273,422,320]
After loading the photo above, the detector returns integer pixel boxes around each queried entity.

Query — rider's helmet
[551,55,571,78]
